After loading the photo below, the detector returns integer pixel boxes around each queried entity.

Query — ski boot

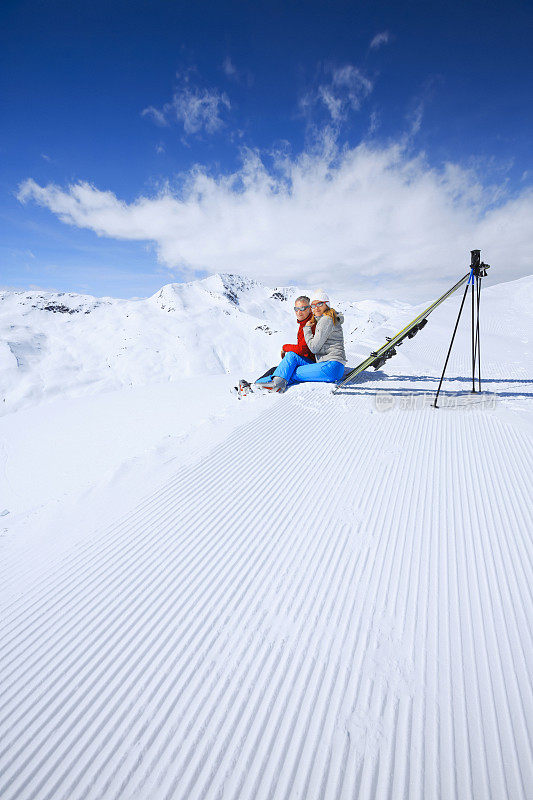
[232,378,254,399]
[256,376,288,393]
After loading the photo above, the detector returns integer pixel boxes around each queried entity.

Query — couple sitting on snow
[255,290,346,393]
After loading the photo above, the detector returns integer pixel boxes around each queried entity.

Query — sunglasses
[293,305,310,312]
[310,301,327,308]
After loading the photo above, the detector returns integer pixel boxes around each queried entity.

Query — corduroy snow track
[1,274,532,800]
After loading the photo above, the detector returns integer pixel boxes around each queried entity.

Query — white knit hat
[310,289,330,303]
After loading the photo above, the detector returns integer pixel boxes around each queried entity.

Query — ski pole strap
[467,267,475,285]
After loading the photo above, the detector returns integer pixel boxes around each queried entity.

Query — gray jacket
[303,313,347,364]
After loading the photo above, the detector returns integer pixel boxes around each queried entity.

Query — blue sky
[1,0,532,301]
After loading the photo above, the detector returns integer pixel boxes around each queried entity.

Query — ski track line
[440,431,459,800]
[1,387,532,800]
[458,427,499,798]
[382,411,431,800]
[467,422,533,765]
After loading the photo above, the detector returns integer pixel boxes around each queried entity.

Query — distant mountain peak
[2,289,105,315]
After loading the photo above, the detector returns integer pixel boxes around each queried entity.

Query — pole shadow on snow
[373,374,533,386]
[334,370,533,399]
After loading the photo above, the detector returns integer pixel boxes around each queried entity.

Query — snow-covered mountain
[0,273,405,414]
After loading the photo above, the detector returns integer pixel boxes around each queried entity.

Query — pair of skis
[332,271,472,393]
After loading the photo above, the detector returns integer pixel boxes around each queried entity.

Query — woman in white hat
[260,289,347,392]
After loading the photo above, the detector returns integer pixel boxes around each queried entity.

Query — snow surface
[0,272,532,799]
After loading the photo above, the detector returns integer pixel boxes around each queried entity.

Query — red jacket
[283,314,316,361]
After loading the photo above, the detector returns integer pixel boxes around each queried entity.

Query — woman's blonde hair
[323,306,340,325]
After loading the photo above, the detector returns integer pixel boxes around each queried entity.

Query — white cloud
[408,100,424,136]
[331,65,373,111]
[141,106,169,127]
[175,87,230,134]
[222,56,238,78]
[17,139,533,302]
[221,56,253,87]
[142,79,230,136]
[367,111,380,136]
[302,64,374,124]
[370,31,390,50]
[317,86,344,122]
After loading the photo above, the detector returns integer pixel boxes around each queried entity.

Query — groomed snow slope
[1,274,532,800]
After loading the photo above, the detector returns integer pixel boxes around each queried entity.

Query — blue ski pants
[256,351,345,386]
